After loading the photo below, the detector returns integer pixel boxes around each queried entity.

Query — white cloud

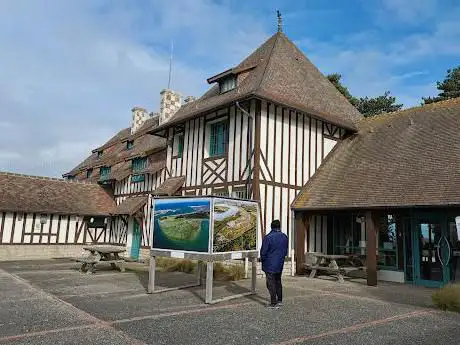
[380,0,438,23]
[0,0,268,177]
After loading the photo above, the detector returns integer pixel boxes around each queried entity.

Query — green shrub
[432,284,460,312]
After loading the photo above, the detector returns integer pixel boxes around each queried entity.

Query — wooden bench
[306,253,365,283]
[73,256,125,274]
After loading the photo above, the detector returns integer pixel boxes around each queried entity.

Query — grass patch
[153,258,245,281]
[432,284,460,312]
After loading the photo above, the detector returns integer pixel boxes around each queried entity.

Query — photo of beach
[212,198,257,253]
[152,198,211,253]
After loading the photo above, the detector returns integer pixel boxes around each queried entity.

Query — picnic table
[305,253,365,283]
[74,245,126,274]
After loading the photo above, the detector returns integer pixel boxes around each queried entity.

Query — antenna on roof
[167,40,174,89]
[277,10,283,32]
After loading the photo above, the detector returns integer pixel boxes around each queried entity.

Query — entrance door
[130,219,141,260]
[413,216,451,287]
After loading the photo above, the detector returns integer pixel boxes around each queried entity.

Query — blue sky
[0,0,459,177]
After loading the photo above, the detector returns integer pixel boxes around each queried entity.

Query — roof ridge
[0,171,98,185]
[361,97,460,125]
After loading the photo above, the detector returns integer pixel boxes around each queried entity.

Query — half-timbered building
[0,172,116,260]
[292,98,460,287]
[147,29,363,250]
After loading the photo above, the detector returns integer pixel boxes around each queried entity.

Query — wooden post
[365,211,377,286]
[295,213,308,274]
[147,256,156,293]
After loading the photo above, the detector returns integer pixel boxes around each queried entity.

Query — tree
[327,73,358,106]
[327,74,403,117]
[422,66,460,104]
[355,91,403,117]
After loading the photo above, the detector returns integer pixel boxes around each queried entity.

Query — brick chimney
[159,89,181,125]
[131,107,149,134]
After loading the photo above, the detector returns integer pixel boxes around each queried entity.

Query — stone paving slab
[115,292,426,345]
[0,326,146,345]
[0,278,94,338]
[0,259,457,345]
[301,311,460,345]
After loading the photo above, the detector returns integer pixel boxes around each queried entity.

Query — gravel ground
[0,259,459,345]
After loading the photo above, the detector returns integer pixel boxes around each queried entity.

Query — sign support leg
[147,256,156,293]
[251,257,257,293]
[205,261,213,304]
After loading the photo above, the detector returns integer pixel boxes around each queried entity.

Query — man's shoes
[266,303,279,309]
[277,301,283,307]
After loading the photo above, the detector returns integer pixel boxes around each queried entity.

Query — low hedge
[432,283,460,312]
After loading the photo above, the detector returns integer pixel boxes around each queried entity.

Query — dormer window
[219,76,236,93]
[97,150,103,158]
[126,140,134,150]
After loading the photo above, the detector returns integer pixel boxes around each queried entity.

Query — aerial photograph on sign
[212,198,258,253]
[152,198,210,253]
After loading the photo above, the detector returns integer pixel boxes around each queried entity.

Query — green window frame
[126,140,134,150]
[132,157,147,173]
[131,174,145,183]
[209,120,228,157]
[100,166,111,180]
[177,134,184,158]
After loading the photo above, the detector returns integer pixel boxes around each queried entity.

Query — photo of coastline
[152,198,211,253]
[212,198,257,253]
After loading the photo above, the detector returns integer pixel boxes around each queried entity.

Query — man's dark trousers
[265,272,282,305]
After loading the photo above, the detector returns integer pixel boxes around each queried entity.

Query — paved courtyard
[0,259,459,344]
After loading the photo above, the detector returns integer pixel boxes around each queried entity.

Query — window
[232,190,247,199]
[377,214,398,270]
[177,134,184,158]
[67,175,75,181]
[209,120,228,157]
[86,168,93,178]
[213,190,229,197]
[132,157,147,173]
[97,150,103,158]
[131,174,145,183]
[126,140,134,150]
[219,76,236,93]
[100,166,111,180]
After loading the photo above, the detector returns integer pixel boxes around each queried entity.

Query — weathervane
[277,10,282,32]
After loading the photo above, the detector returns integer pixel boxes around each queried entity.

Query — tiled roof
[292,98,460,210]
[150,31,362,135]
[0,172,116,215]
[153,176,186,196]
[63,117,166,180]
[111,196,147,216]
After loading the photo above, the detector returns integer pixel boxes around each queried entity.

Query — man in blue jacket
[260,219,288,309]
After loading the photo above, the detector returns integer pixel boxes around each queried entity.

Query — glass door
[413,218,451,287]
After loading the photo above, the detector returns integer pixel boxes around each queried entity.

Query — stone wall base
[0,245,89,261]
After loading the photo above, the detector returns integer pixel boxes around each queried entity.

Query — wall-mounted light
[90,217,95,223]
[40,214,47,224]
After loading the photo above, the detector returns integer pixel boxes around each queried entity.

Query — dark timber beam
[366,211,378,286]
[295,212,308,275]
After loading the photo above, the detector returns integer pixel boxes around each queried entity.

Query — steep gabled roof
[292,98,460,210]
[0,172,116,215]
[150,31,362,134]
[63,116,166,179]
